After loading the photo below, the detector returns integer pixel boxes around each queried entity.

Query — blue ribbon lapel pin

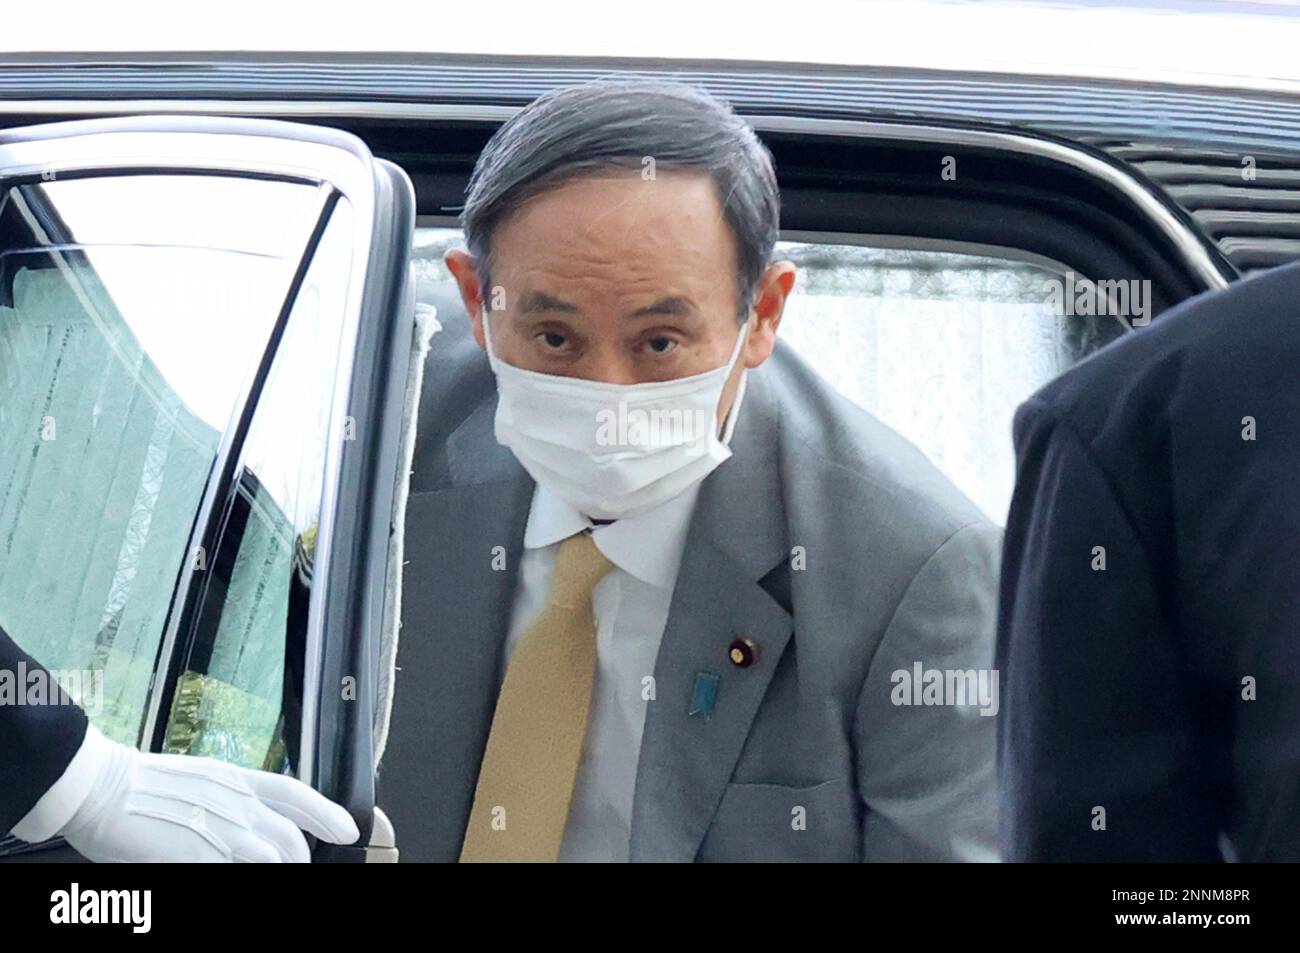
[689,672,721,719]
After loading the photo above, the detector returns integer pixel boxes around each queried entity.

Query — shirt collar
[522,481,702,590]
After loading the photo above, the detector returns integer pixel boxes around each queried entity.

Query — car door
[0,115,415,862]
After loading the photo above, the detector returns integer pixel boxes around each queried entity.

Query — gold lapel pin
[728,637,758,668]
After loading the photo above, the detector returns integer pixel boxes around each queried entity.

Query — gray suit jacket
[379,307,1001,862]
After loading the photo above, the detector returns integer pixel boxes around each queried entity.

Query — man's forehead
[492,175,735,276]
[482,170,742,323]
[498,171,724,240]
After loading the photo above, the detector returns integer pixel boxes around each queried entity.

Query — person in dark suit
[997,261,1300,862]
[2,624,358,861]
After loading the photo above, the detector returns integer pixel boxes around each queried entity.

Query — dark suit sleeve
[0,623,88,837]
[997,398,1222,862]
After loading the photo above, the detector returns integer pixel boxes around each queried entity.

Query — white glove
[55,724,360,863]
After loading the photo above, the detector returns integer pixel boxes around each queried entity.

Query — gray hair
[461,79,780,321]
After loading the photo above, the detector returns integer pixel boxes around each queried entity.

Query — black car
[2,51,1296,861]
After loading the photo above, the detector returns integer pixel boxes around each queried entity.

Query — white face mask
[482,308,751,520]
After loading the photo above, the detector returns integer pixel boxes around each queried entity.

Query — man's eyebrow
[518,291,580,315]
[628,296,698,319]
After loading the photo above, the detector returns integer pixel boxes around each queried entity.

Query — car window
[162,198,355,773]
[774,237,1125,523]
[0,173,320,746]
[410,226,1126,524]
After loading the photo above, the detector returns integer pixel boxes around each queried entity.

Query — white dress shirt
[500,481,701,862]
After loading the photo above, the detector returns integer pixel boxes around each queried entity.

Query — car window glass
[163,198,355,773]
[774,238,1125,523]
[0,173,318,746]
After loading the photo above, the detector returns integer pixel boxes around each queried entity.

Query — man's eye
[541,331,567,349]
[647,336,677,354]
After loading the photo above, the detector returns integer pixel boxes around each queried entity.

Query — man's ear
[743,260,798,369]
[445,248,487,349]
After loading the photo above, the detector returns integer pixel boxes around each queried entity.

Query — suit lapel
[629,371,793,862]
[389,395,533,860]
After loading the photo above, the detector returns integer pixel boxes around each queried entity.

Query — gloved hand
[57,724,359,863]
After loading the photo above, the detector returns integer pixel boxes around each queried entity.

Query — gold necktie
[459,530,613,862]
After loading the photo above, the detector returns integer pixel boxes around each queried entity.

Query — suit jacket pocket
[696,776,858,862]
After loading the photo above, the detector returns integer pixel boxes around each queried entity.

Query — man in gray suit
[379,79,1001,862]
